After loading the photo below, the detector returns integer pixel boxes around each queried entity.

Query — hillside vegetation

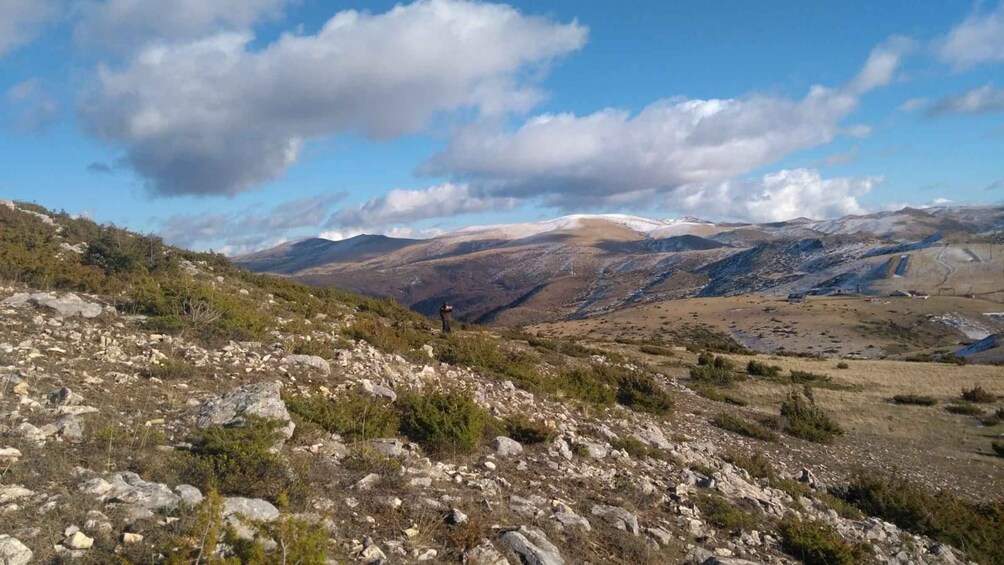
[0,201,1001,565]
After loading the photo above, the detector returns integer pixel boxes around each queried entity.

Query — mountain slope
[238,206,1004,325]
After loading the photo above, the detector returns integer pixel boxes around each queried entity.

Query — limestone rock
[500,527,564,565]
[493,436,523,457]
[64,531,93,550]
[591,504,640,535]
[223,497,280,522]
[2,292,104,318]
[282,354,330,374]
[0,535,33,565]
[195,381,294,443]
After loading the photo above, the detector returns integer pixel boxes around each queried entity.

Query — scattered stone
[500,527,564,565]
[195,381,295,443]
[0,447,21,463]
[353,473,381,491]
[47,387,84,407]
[591,504,640,535]
[282,354,331,374]
[360,379,397,401]
[447,508,468,525]
[64,531,94,550]
[576,441,608,459]
[493,436,523,457]
[2,292,104,318]
[223,497,280,522]
[0,535,33,565]
[465,540,508,565]
[121,533,144,544]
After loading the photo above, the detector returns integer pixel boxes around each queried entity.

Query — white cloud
[938,3,1004,69]
[328,183,519,230]
[4,78,59,132]
[424,43,904,209]
[671,169,877,223]
[0,0,59,58]
[73,0,295,53]
[843,124,872,138]
[930,84,1004,115]
[78,0,587,197]
[897,98,927,112]
[158,193,344,250]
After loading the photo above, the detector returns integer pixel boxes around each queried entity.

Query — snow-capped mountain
[236,205,1004,325]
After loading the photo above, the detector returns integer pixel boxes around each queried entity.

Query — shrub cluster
[712,412,779,442]
[746,360,782,377]
[502,415,556,445]
[944,403,984,416]
[778,517,870,565]
[844,474,1004,564]
[286,391,400,442]
[960,385,996,403]
[778,388,844,444]
[694,495,759,533]
[689,364,744,386]
[891,394,938,406]
[398,388,491,455]
[690,383,748,406]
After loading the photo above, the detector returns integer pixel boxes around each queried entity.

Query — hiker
[439,302,454,333]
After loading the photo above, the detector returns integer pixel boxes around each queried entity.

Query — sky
[1,0,1002,254]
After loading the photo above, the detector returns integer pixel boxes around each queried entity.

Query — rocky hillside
[237,207,1004,326]
[1,201,1002,565]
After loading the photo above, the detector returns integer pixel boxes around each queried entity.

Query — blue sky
[1,0,1002,254]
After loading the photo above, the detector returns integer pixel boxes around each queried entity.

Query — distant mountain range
[236,206,1004,325]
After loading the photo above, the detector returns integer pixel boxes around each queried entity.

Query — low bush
[503,415,556,445]
[437,334,544,392]
[398,388,491,455]
[844,474,1004,564]
[712,412,779,442]
[617,373,674,415]
[746,360,781,377]
[944,403,984,416]
[697,351,715,366]
[960,385,996,403]
[723,450,776,481]
[689,364,744,386]
[836,362,850,369]
[778,517,870,565]
[182,417,303,504]
[639,344,675,356]
[690,383,748,406]
[610,436,654,460]
[789,370,831,385]
[891,394,938,406]
[140,358,197,380]
[779,388,843,444]
[694,495,759,533]
[992,441,1004,458]
[554,366,617,405]
[285,391,399,442]
[713,355,734,370]
[290,340,337,359]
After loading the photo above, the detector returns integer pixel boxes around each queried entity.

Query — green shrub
[554,366,617,405]
[944,403,984,416]
[617,373,674,415]
[891,394,938,406]
[610,436,653,460]
[639,344,675,356]
[789,370,831,385]
[712,356,734,370]
[778,517,870,565]
[689,364,744,386]
[290,340,337,359]
[992,441,1004,458]
[961,385,996,403]
[836,362,850,369]
[779,388,843,444]
[140,358,196,380]
[437,335,544,392]
[712,412,779,442]
[694,495,759,533]
[844,474,1004,565]
[503,415,556,445]
[697,351,715,366]
[723,450,776,481]
[182,417,302,504]
[746,360,781,377]
[398,388,491,455]
[285,391,399,442]
[690,383,747,406]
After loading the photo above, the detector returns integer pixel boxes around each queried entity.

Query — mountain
[237,206,1004,325]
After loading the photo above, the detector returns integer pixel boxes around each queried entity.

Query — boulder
[223,497,280,522]
[2,292,104,318]
[492,436,523,457]
[0,535,33,565]
[591,504,640,535]
[282,355,330,374]
[195,381,294,443]
[500,527,564,565]
[47,387,84,407]
[79,472,201,521]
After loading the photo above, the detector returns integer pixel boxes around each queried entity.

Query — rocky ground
[0,288,980,564]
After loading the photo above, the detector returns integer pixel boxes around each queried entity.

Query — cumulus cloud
[938,3,1004,69]
[897,98,927,112]
[78,0,587,197]
[929,84,1004,115]
[4,78,59,132]
[328,183,519,231]
[73,0,295,53]
[158,193,345,251]
[670,169,877,223]
[0,0,58,58]
[424,43,905,210]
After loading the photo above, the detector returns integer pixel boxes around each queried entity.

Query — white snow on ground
[449,214,715,241]
[933,312,995,340]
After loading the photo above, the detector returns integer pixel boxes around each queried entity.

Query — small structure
[787,292,806,304]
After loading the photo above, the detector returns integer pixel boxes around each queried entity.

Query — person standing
[439,302,454,333]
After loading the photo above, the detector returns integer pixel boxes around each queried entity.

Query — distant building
[787,292,806,303]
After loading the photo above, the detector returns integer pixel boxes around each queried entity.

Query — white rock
[0,535,33,565]
[492,436,523,457]
[64,531,93,550]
